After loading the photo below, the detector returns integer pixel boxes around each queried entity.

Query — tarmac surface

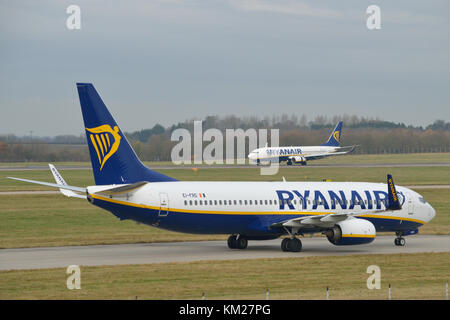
[1,235,449,270]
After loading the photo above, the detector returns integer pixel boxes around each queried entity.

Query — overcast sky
[1,0,449,136]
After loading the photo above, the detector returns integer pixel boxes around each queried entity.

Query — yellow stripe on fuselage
[90,194,426,225]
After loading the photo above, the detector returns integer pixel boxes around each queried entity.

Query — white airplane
[8,83,435,252]
[248,121,356,166]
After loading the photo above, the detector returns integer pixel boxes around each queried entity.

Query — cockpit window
[418,197,427,204]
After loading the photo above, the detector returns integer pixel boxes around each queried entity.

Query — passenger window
[184,200,187,205]
[199,200,202,205]
[214,200,217,205]
[219,200,222,205]
[269,200,272,205]
[239,200,242,205]
[189,200,192,206]
[194,200,198,205]
[244,200,248,205]
[249,200,252,205]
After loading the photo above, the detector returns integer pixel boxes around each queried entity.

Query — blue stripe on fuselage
[91,196,423,236]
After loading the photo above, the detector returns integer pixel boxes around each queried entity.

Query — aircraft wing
[8,165,148,199]
[302,145,356,161]
[273,209,385,229]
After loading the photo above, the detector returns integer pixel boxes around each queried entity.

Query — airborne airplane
[8,83,436,252]
[247,121,356,166]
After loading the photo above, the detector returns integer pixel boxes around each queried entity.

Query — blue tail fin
[321,121,343,147]
[76,83,177,185]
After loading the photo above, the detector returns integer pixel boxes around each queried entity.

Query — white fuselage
[87,181,435,236]
[248,146,340,163]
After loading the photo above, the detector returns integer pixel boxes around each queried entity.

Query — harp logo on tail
[86,125,121,170]
[333,130,340,142]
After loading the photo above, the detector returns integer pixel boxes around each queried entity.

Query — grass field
[0,157,449,300]
[0,252,448,300]
[2,165,450,193]
[1,152,449,168]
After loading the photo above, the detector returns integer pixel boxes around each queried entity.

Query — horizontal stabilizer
[7,177,86,194]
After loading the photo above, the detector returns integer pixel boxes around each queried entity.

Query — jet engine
[292,156,306,163]
[325,218,376,245]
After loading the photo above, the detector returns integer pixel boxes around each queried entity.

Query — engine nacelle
[325,218,376,246]
[292,156,306,163]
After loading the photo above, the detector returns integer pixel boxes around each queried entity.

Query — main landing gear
[394,232,406,246]
[281,226,302,252]
[227,235,248,249]
[281,237,302,252]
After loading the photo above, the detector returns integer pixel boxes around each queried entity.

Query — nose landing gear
[394,232,406,246]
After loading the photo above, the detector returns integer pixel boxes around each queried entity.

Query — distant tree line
[1,115,449,162]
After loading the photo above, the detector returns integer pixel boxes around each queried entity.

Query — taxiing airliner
[8,83,436,252]
[248,121,356,166]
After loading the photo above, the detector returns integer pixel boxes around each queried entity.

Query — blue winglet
[386,174,401,210]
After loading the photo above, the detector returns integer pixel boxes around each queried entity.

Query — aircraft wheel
[227,235,237,249]
[236,236,248,249]
[394,237,406,246]
[289,238,302,252]
[281,238,302,252]
[281,238,290,252]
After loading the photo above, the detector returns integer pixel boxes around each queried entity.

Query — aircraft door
[407,197,414,215]
[159,192,169,217]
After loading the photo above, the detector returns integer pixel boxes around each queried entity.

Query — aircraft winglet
[49,164,87,199]
[386,174,401,211]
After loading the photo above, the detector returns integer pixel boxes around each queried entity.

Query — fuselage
[248,146,340,163]
[87,181,435,238]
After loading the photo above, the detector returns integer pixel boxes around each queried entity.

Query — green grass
[0,194,226,248]
[2,165,450,192]
[1,152,449,168]
[0,252,448,300]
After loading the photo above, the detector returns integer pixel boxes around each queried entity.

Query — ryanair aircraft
[248,121,356,166]
[8,83,436,252]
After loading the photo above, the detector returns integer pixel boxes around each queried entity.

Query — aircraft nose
[428,205,436,222]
